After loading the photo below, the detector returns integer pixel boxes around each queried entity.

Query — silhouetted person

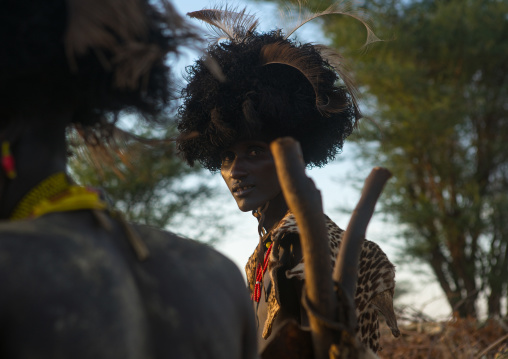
[0,1,257,358]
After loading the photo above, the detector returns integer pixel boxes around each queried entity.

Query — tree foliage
[270,0,508,318]
[68,122,221,243]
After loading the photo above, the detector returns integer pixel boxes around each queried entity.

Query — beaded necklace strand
[252,240,274,302]
[9,172,106,221]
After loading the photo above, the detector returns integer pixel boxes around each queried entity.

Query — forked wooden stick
[270,137,392,359]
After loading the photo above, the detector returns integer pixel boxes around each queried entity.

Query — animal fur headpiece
[177,2,378,172]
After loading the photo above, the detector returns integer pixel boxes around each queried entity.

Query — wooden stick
[332,167,392,315]
[270,137,336,359]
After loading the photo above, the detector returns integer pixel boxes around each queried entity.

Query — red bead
[252,243,273,302]
[2,155,16,178]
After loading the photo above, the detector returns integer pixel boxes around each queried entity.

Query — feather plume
[187,6,259,43]
[202,54,227,82]
[112,43,163,90]
[70,125,173,179]
[65,0,187,90]
[208,109,235,146]
[313,44,360,116]
[260,41,341,116]
[65,0,146,68]
[242,97,262,136]
[282,0,380,47]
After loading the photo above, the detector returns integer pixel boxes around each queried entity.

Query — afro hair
[177,31,360,172]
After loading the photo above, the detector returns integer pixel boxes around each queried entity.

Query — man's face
[220,140,281,212]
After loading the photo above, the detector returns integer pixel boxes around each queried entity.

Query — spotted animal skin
[245,211,398,353]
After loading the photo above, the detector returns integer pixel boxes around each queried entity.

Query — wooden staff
[333,167,392,327]
[271,137,336,359]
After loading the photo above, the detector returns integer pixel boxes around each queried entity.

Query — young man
[0,1,257,358]
[177,6,400,354]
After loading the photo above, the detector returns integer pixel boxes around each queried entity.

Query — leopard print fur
[245,211,398,353]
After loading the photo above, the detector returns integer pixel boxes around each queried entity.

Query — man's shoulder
[132,222,235,267]
[127,222,248,296]
[0,213,239,276]
[0,212,248,300]
[0,215,256,359]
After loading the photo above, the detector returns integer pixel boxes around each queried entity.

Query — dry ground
[378,310,508,359]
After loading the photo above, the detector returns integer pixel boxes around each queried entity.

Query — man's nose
[229,157,248,179]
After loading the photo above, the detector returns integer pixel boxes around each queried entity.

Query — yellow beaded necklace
[9,172,107,221]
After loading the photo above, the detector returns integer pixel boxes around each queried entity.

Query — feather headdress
[61,0,198,172]
[66,0,191,90]
[1,0,199,175]
[187,1,379,117]
[177,1,378,171]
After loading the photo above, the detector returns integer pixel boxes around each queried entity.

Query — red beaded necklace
[252,241,273,302]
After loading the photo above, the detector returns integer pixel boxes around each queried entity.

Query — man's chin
[237,204,253,212]
[235,200,257,213]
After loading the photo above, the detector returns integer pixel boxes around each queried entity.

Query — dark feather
[66,0,184,90]
[260,41,335,116]
[242,97,262,137]
[313,44,361,117]
[208,108,235,146]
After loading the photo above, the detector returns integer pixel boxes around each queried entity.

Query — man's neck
[261,192,289,233]
[0,114,69,219]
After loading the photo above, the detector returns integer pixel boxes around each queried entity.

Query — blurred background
[70,0,508,333]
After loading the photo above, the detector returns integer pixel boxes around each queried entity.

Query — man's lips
[232,184,255,197]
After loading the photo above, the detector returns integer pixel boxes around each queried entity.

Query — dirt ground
[378,311,508,359]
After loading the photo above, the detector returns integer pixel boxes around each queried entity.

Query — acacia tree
[269,0,508,318]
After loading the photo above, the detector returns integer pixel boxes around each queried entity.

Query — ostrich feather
[282,0,381,47]
[65,0,189,90]
[313,44,360,116]
[187,6,259,43]
[65,0,146,60]
[65,0,147,85]
[70,125,174,179]
[202,54,227,82]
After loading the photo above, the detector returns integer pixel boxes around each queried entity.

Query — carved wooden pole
[271,137,336,359]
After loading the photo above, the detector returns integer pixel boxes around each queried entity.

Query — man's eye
[247,147,263,157]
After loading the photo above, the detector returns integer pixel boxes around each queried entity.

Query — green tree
[68,122,221,243]
[269,0,508,318]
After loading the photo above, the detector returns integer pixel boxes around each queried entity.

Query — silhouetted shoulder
[0,211,257,359]
[134,222,244,283]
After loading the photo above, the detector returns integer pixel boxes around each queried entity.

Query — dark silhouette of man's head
[1,0,196,135]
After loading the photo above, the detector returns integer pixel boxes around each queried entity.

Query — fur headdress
[177,2,378,171]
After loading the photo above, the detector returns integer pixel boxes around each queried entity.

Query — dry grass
[378,310,508,359]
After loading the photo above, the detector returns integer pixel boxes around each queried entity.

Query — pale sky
[169,0,455,320]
